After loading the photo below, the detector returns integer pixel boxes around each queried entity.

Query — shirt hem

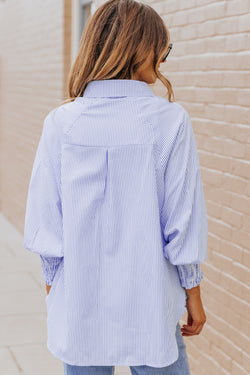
[47,340,183,368]
[46,304,187,368]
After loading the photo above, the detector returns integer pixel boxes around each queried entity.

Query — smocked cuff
[177,263,204,289]
[40,255,63,285]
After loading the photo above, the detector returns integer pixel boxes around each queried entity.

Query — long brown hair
[62,0,174,104]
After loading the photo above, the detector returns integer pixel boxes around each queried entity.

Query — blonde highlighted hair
[62,0,174,104]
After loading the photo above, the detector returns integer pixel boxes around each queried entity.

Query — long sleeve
[40,255,63,285]
[160,108,208,277]
[23,109,64,258]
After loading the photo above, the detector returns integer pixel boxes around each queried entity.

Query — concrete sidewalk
[0,213,129,375]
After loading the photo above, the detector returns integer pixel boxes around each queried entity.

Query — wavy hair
[62,0,174,104]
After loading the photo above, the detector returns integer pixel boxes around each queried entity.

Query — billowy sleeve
[161,109,208,287]
[23,109,64,263]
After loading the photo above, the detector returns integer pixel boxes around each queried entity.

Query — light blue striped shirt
[23,79,208,367]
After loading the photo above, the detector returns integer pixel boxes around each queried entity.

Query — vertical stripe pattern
[23,79,208,367]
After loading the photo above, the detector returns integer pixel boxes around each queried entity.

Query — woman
[23,0,207,374]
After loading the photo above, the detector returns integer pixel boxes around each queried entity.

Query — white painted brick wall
[0,0,66,230]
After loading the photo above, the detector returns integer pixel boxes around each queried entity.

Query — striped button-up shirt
[23,79,208,367]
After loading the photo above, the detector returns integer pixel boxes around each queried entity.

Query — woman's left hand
[46,284,51,295]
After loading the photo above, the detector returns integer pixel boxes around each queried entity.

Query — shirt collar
[83,79,155,98]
